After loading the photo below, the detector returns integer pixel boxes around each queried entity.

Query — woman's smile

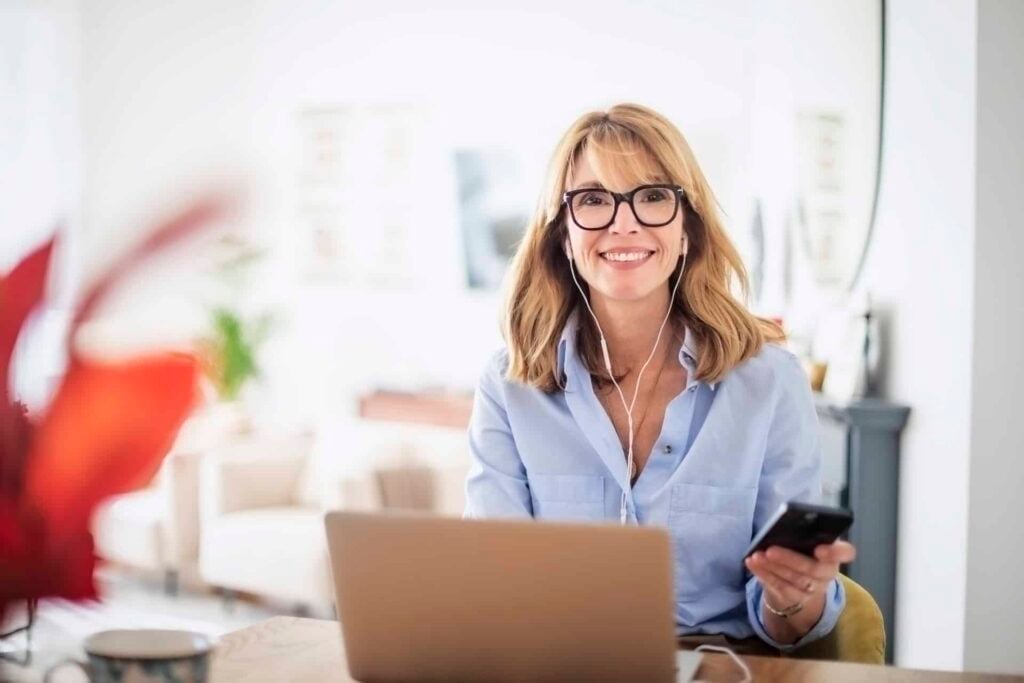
[599,247,655,269]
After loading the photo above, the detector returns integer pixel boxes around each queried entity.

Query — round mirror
[747,0,884,309]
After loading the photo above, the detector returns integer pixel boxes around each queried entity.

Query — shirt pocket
[667,482,756,602]
[530,474,605,522]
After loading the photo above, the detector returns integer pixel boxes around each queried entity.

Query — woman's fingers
[745,554,813,604]
[757,555,821,594]
[765,546,836,581]
[814,540,857,564]
[747,540,859,610]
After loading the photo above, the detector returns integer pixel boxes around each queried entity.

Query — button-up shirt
[464,314,845,650]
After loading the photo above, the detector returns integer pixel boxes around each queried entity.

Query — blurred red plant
[0,197,227,621]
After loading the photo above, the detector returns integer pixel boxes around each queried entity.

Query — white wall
[964,0,1024,674]
[858,0,977,670]
[78,0,766,427]
[0,0,80,274]
[864,1,1024,673]
[0,0,81,409]
[77,0,886,431]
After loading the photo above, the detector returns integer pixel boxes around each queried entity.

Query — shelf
[358,390,474,429]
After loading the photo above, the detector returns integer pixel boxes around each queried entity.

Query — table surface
[210,617,1023,683]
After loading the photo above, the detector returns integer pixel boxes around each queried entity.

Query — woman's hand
[744,540,857,644]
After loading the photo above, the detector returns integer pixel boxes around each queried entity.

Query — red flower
[0,197,228,619]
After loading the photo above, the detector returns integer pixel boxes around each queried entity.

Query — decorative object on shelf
[859,293,881,397]
[821,313,866,401]
[805,360,828,393]
[821,293,880,401]
[0,195,227,622]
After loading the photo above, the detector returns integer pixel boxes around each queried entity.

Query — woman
[464,103,855,650]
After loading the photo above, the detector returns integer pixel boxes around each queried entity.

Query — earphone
[694,645,752,682]
[565,235,688,524]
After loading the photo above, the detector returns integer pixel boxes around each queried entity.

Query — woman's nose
[607,199,640,234]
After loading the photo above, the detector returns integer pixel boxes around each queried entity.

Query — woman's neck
[590,290,677,375]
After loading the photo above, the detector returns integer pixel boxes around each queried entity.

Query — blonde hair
[504,103,782,392]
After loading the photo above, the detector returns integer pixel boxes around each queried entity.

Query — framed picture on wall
[295,105,426,286]
[454,149,532,290]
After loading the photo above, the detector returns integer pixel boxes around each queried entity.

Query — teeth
[602,251,652,262]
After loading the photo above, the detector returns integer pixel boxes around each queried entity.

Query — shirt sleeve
[463,351,533,519]
[744,349,847,651]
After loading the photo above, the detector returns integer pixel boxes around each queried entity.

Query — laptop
[324,511,702,682]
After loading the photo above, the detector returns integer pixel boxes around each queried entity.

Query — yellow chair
[682,575,887,663]
[791,574,886,664]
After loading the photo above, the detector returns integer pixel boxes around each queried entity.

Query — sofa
[197,419,470,609]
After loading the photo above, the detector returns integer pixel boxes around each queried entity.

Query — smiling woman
[464,103,857,654]
[505,103,782,393]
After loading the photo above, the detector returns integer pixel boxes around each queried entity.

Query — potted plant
[0,196,227,633]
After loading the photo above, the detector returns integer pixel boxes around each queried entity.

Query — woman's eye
[641,190,670,202]
[581,193,610,205]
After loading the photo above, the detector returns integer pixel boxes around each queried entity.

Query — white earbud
[565,234,688,525]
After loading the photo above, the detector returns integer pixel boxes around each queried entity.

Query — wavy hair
[504,103,782,392]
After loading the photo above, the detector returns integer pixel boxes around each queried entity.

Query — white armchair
[197,432,328,606]
[196,420,470,609]
[90,405,243,592]
[91,452,200,593]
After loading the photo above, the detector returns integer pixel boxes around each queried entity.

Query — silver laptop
[324,511,702,682]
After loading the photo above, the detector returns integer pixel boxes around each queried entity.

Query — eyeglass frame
[562,183,687,231]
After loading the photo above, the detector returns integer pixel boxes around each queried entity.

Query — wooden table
[212,617,1022,682]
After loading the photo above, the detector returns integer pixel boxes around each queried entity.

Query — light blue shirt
[464,314,845,650]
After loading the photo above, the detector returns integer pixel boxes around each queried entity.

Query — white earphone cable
[567,244,687,524]
[693,645,753,682]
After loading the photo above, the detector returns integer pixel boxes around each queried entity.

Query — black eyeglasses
[562,184,685,231]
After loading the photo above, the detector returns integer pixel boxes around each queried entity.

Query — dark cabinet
[815,395,910,664]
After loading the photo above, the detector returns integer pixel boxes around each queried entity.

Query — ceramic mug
[44,629,214,683]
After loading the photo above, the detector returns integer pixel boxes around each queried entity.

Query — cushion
[92,491,166,570]
[199,507,333,605]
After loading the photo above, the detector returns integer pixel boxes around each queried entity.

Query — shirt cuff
[745,575,846,652]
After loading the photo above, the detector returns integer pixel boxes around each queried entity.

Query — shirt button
[663,444,673,454]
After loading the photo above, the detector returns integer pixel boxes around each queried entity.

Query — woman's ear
[564,239,573,261]
[681,235,689,257]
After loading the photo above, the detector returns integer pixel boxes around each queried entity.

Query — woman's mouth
[599,249,654,268]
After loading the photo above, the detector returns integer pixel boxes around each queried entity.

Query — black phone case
[744,502,853,559]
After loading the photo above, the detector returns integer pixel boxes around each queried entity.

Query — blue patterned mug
[45,629,214,683]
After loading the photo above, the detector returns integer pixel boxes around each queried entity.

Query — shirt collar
[557,313,717,391]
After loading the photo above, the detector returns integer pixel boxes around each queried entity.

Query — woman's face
[563,153,685,308]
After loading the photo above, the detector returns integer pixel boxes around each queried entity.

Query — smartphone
[744,501,853,560]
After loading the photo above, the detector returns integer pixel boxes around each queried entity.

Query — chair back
[792,574,886,664]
